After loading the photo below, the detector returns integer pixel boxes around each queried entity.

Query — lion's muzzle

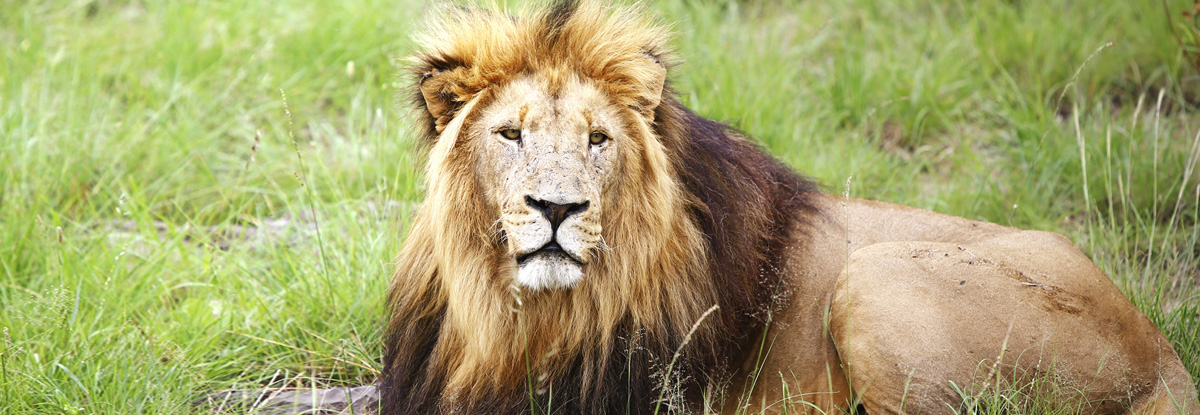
[510,195,596,291]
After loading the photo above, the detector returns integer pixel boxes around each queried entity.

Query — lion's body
[735,194,1199,414]
[380,1,1199,414]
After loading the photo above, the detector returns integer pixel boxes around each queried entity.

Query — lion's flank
[381,1,819,414]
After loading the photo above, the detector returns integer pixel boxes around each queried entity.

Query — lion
[378,1,1200,414]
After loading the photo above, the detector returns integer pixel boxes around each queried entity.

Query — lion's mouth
[517,240,581,265]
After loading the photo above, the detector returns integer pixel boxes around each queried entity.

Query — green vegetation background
[1,0,1197,413]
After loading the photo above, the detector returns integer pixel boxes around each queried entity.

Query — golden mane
[406,0,671,139]
[381,1,819,414]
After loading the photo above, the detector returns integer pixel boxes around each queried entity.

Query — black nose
[525,196,589,231]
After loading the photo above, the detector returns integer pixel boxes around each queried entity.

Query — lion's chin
[515,253,583,291]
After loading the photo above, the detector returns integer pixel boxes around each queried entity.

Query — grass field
[1,0,1198,413]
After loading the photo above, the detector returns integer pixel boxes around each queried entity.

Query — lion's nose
[525,196,589,231]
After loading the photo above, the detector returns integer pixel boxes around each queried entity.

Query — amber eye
[500,128,521,141]
[589,131,609,146]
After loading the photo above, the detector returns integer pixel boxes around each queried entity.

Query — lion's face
[411,6,671,294]
[470,75,628,291]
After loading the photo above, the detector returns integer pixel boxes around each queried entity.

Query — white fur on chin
[516,254,583,291]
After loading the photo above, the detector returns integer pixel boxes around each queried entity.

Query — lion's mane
[380,2,818,414]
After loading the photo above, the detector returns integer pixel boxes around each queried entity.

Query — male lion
[379,1,1200,414]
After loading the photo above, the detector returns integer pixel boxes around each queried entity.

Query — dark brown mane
[660,92,821,329]
[641,92,820,406]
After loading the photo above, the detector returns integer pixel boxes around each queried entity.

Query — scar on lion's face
[468,74,628,291]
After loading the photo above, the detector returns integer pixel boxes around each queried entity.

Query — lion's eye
[500,128,522,141]
[589,132,609,146]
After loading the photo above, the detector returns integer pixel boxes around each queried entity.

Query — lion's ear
[419,68,470,134]
[634,53,668,115]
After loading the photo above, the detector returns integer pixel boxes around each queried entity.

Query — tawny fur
[380,1,1200,414]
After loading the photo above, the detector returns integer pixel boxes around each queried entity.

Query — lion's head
[410,0,683,293]
[444,67,666,291]
[381,2,817,414]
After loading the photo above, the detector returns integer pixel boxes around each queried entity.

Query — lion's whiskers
[595,235,614,254]
[489,218,508,244]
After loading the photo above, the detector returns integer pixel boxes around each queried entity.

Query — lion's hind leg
[829,232,1199,414]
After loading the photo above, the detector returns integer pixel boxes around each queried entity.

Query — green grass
[1,0,1197,413]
